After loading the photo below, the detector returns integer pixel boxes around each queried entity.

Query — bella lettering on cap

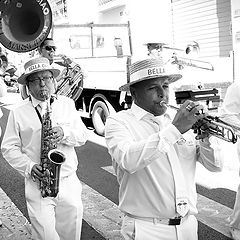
[28,63,48,72]
[148,67,165,76]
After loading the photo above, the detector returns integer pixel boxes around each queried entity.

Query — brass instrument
[145,42,214,71]
[1,0,85,102]
[0,0,52,99]
[160,101,239,144]
[54,55,84,101]
[0,0,52,52]
[171,54,214,71]
[40,94,66,198]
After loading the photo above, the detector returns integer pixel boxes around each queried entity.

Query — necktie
[167,148,189,217]
[147,114,189,217]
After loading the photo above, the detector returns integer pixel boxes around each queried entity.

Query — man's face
[147,43,162,57]
[40,40,56,63]
[131,77,170,116]
[27,70,55,101]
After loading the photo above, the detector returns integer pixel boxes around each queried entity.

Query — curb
[0,187,32,240]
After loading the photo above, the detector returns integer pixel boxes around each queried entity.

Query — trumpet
[160,101,239,144]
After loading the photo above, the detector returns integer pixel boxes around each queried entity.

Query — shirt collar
[30,94,57,108]
[30,95,42,108]
[131,102,170,122]
[131,102,155,120]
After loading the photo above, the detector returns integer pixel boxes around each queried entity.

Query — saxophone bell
[44,149,66,197]
[48,149,66,165]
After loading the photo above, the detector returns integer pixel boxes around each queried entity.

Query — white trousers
[121,214,198,240]
[25,173,83,240]
[229,144,240,230]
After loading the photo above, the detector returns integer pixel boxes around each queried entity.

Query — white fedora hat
[18,57,61,85]
[119,58,182,91]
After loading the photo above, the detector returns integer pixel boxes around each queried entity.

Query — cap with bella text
[18,57,61,85]
[119,58,182,91]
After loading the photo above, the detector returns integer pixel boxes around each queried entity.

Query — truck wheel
[92,101,109,136]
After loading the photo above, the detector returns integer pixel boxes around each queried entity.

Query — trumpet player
[104,57,224,240]
[1,57,88,240]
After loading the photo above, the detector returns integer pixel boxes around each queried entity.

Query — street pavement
[0,92,240,240]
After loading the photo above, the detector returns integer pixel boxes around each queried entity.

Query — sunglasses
[44,46,56,51]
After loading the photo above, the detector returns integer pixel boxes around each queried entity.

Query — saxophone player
[1,57,88,240]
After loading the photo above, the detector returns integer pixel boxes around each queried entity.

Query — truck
[52,22,133,136]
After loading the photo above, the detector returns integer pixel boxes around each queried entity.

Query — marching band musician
[38,38,57,65]
[104,57,224,240]
[38,37,86,99]
[1,57,88,240]
[38,37,65,78]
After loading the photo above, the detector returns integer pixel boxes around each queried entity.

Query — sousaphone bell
[0,0,52,52]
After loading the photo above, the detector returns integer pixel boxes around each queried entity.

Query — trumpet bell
[0,0,52,52]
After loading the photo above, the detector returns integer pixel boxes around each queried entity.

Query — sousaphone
[0,0,84,101]
[0,0,52,52]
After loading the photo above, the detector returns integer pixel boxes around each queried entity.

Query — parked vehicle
[52,23,133,136]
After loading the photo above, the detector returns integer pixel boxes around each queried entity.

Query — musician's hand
[192,118,211,140]
[172,100,206,134]
[51,126,64,144]
[31,164,44,182]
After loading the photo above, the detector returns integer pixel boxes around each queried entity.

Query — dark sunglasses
[44,46,56,51]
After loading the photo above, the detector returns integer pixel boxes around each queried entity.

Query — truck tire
[92,101,109,136]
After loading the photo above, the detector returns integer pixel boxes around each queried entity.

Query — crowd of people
[0,48,19,97]
[0,38,240,240]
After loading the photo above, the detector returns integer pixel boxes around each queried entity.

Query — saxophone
[40,95,66,198]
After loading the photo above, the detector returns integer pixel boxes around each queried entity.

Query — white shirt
[219,81,240,159]
[1,95,88,178]
[219,81,240,128]
[105,102,223,218]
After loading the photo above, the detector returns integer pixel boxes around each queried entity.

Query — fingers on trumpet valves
[185,104,193,111]
[193,105,206,117]
[183,101,206,117]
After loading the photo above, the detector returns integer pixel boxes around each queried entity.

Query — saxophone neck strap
[29,95,55,124]
[35,106,42,123]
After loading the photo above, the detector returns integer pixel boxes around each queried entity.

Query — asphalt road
[0,102,239,240]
